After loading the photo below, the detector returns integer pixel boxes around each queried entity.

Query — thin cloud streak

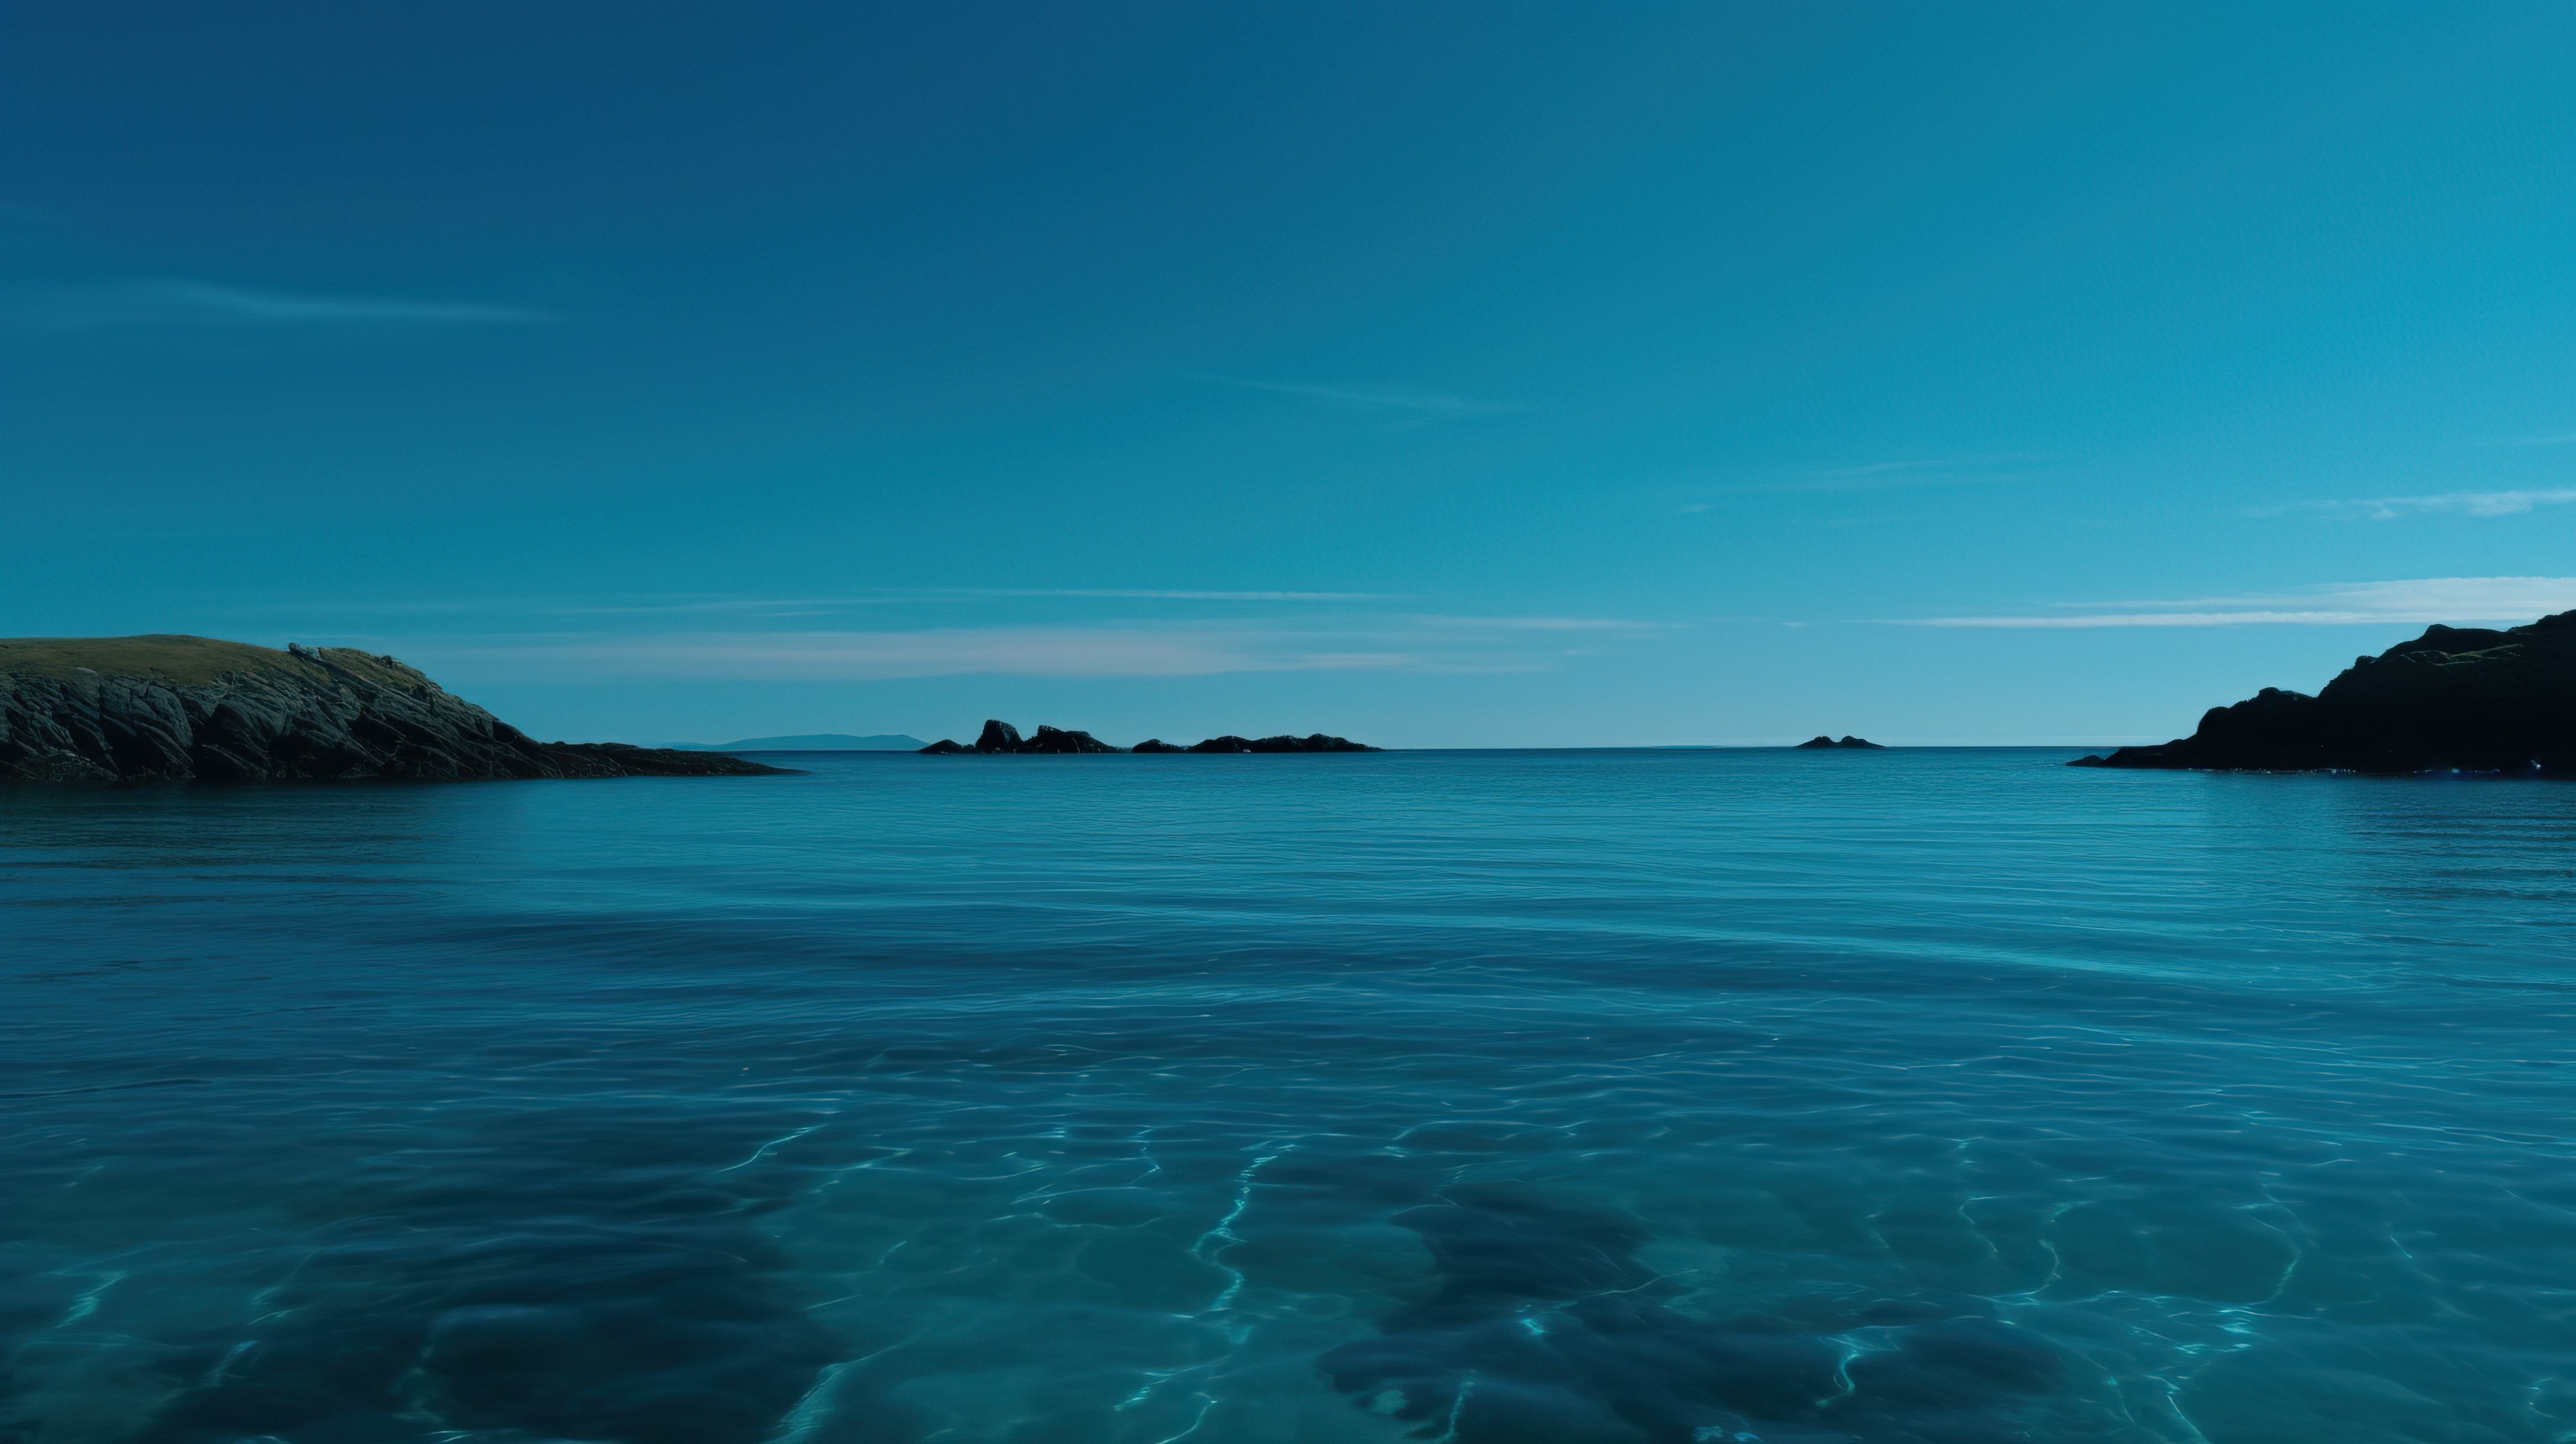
[253,590,1391,618]
[425,629,1420,680]
[2266,488,2576,520]
[1408,615,1670,631]
[1907,576,2576,628]
[367,611,1682,682]
[0,278,554,334]
[958,588,1393,601]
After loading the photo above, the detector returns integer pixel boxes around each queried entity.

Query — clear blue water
[4,749,2574,1444]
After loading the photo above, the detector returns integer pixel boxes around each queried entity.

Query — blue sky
[4,1,2570,746]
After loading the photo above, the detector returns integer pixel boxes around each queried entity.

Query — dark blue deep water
[4,749,2574,1444]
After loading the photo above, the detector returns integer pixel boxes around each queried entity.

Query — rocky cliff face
[2072,611,2576,774]
[0,635,790,783]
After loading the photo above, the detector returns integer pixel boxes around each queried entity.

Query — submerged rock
[0,635,793,784]
[1319,1181,2066,1442]
[2074,611,2576,774]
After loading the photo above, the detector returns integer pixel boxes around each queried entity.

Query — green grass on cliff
[0,635,429,688]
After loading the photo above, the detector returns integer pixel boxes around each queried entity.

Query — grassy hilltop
[0,635,427,690]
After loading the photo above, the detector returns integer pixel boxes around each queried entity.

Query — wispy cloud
[423,628,1419,680]
[1197,374,1513,420]
[246,582,1391,619]
[2263,488,2576,520]
[349,611,1681,683]
[1408,615,1670,631]
[1907,576,2576,628]
[0,278,554,335]
[953,588,1391,601]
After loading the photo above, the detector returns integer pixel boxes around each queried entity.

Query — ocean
[2,748,2571,1444]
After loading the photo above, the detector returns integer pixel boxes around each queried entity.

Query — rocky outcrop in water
[0,635,791,783]
[1181,733,1376,753]
[2070,611,2576,774]
[1796,734,1885,749]
[919,720,1377,753]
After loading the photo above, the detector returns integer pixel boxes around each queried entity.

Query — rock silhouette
[2071,611,2576,773]
[918,721,1376,753]
[1795,734,1885,749]
[1186,733,1376,753]
[0,636,791,783]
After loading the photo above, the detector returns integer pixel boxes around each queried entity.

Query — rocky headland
[920,719,1378,754]
[0,635,792,783]
[2071,610,2576,774]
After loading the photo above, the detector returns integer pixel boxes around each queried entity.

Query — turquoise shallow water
[3,748,2574,1444]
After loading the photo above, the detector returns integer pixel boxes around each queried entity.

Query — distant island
[1795,734,1885,749]
[675,733,927,751]
[919,719,1378,754]
[0,635,792,783]
[2072,610,2576,774]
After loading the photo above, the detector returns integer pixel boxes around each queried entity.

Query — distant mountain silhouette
[675,733,927,751]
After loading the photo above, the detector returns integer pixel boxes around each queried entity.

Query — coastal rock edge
[0,635,793,783]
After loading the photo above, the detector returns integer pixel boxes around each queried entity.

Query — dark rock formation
[1018,724,1119,754]
[1795,734,1885,749]
[2070,611,2576,774]
[921,720,1118,754]
[1185,733,1377,753]
[0,635,793,783]
[918,720,1378,753]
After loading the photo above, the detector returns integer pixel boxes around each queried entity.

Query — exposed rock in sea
[916,721,1378,754]
[1185,733,1377,753]
[1795,735,1885,749]
[1020,724,1121,754]
[922,720,1118,754]
[0,635,794,783]
[2069,611,2576,774]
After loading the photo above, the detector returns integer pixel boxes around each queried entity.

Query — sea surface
[3,749,2573,1444]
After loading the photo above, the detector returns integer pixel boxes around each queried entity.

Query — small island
[920,720,1378,754]
[1796,734,1886,749]
[2071,609,2576,774]
[0,635,793,783]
